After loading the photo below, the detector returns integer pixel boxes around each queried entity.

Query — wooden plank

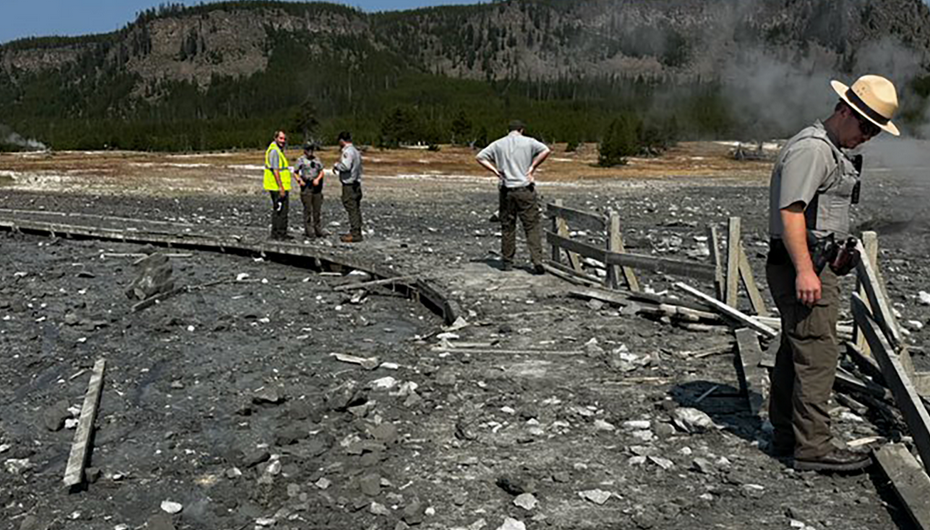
[707,225,725,301]
[874,444,930,530]
[604,251,718,282]
[856,240,902,347]
[607,211,640,292]
[545,202,607,232]
[546,231,608,262]
[568,287,631,307]
[913,372,930,399]
[725,217,741,308]
[738,244,770,317]
[551,200,584,272]
[542,261,603,288]
[675,282,779,339]
[734,328,766,415]
[64,358,106,488]
[834,366,893,401]
[854,231,879,356]
[853,293,930,475]
[333,274,419,292]
[845,341,883,382]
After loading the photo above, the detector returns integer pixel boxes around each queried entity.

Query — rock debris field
[2,148,930,530]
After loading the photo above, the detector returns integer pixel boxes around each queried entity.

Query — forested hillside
[1,0,929,151]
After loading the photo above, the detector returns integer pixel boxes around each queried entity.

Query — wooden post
[607,210,639,292]
[64,359,106,488]
[726,217,741,308]
[738,244,770,316]
[553,199,583,273]
[856,238,903,348]
[734,328,766,415]
[707,225,725,301]
[854,231,879,356]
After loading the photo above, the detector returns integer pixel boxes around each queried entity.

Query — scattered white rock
[160,500,183,514]
[370,502,391,516]
[579,489,611,505]
[315,477,332,489]
[622,420,651,430]
[672,408,716,434]
[907,320,924,331]
[513,493,537,510]
[594,419,616,432]
[370,376,398,390]
[4,458,32,474]
[649,456,674,470]
[919,291,930,306]
[496,517,526,530]
[255,517,276,527]
[501,406,516,415]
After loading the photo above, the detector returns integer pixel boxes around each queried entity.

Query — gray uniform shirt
[477,131,549,189]
[295,155,324,192]
[769,121,859,240]
[334,143,363,185]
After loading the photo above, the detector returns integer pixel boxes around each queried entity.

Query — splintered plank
[707,225,725,301]
[874,444,930,530]
[675,282,778,339]
[738,244,770,316]
[734,328,766,415]
[853,293,930,475]
[552,199,584,272]
[607,211,640,292]
[63,358,106,488]
[856,241,902,347]
[854,231,879,355]
[725,217,741,308]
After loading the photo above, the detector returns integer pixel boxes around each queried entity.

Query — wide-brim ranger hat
[831,75,900,136]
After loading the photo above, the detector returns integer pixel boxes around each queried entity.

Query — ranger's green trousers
[766,258,840,460]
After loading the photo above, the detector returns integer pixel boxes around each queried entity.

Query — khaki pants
[269,191,288,239]
[499,185,543,267]
[300,189,324,236]
[341,183,363,237]
[766,258,840,459]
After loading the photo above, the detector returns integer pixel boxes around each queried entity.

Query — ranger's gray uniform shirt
[769,121,860,240]
[335,144,363,185]
[477,131,549,189]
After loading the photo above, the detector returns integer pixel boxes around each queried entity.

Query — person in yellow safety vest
[264,130,293,240]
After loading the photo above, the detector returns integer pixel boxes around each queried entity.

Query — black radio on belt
[851,155,863,204]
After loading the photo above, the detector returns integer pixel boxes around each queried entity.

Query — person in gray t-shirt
[476,120,551,274]
[332,131,364,243]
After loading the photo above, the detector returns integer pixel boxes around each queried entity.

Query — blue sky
[0,0,479,44]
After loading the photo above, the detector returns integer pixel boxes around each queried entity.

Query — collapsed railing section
[0,218,460,325]
[544,202,930,528]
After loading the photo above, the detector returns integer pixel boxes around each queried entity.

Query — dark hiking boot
[793,448,872,473]
[315,229,330,237]
[340,234,363,243]
[531,264,546,275]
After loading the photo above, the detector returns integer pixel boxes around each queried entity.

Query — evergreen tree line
[2,21,929,154]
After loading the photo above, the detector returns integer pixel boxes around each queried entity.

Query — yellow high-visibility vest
[263,142,291,191]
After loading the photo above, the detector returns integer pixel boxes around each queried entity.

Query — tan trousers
[766,259,840,459]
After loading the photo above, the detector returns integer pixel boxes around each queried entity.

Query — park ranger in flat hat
[766,74,899,473]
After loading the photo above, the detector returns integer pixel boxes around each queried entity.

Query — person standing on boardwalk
[333,131,364,243]
[476,120,551,274]
[294,141,328,238]
[264,130,293,241]
[766,75,899,472]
